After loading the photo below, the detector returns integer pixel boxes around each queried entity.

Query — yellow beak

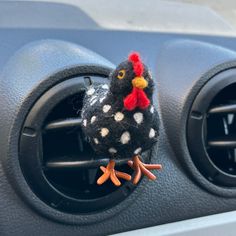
[132,76,148,89]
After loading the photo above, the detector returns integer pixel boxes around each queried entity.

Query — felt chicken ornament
[81,52,162,186]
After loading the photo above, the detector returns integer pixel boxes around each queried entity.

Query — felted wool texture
[109,60,154,99]
[81,60,159,161]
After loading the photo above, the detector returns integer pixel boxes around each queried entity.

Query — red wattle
[137,89,150,109]
[123,88,138,110]
[123,88,150,110]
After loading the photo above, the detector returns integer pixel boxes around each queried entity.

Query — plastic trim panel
[115,211,236,236]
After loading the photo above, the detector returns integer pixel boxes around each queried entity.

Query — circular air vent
[19,75,137,213]
[188,69,236,187]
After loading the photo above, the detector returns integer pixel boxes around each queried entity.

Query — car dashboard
[0,1,236,235]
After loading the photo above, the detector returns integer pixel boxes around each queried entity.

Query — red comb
[128,52,144,77]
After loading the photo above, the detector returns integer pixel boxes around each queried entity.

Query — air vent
[187,69,236,187]
[207,85,236,178]
[19,75,137,213]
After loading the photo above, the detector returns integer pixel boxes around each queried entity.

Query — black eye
[117,69,126,80]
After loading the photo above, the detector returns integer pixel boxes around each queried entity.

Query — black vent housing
[19,75,136,213]
[188,69,236,188]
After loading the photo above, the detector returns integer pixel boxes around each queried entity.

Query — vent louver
[206,84,236,179]
[188,70,236,187]
[19,75,135,213]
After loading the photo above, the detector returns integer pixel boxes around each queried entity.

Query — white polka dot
[91,116,96,124]
[99,96,106,103]
[109,147,117,154]
[86,87,95,96]
[100,128,109,137]
[102,84,109,90]
[133,112,143,124]
[114,112,124,122]
[94,138,99,144]
[150,106,154,113]
[103,104,111,113]
[83,119,87,127]
[120,131,130,144]
[134,147,142,155]
[149,128,155,138]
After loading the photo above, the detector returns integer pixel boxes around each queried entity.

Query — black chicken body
[81,53,162,186]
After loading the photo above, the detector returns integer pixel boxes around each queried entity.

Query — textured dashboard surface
[1,13,236,236]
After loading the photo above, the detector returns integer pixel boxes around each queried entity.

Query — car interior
[1,1,236,235]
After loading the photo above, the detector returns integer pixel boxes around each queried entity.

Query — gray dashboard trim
[7,0,234,36]
[115,211,236,236]
[1,27,236,235]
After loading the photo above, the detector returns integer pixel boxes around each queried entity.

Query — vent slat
[45,118,82,131]
[45,158,129,169]
[208,138,236,148]
[208,104,236,114]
